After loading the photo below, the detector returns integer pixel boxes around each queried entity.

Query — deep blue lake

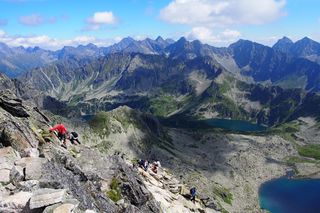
[259,178,320,213]
[160,117,266,132]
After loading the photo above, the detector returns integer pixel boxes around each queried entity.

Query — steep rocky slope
[79,106,320,213]
[0,88,163,212]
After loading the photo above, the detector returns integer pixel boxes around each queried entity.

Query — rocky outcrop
[0,92,29,117]
[0,89,163,212]
[0,147,20,184]
[29,188,67,209]
[0,142,163,213]
[0,90,50,152]
[0,191,33,212]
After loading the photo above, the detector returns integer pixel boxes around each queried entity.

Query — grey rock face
[0,168,10,184]
[10,165,24,185]
[0,90,51,153]
[0,94,29,118]
[39,145,119,212]
[22,148,40,158]
[0,147,20,184]
[17,180,40,192]
[0,191,33,212]
[15,157,47,180]
[43,199,79,213]
[29,188,66,209]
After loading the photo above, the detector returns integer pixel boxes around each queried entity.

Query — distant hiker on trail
[69,131,81,145]
[151,161,161,174]
[144,160,149,171]
[49,124,68,148]
[190,187,196,203]
[138,159,149,171]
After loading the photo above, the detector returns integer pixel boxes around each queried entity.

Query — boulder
[0,93,29,118]
[0,124,34,152]
[0,185,10,198]
[85,210,96,213]
[5,183,16,191]
[0,147,20,184]
[0,168,10,184]
[17,180,40,192]
[15,157,47,180]
[179,185,190,198]
[43,199,79,213]
[29,188,66,209]
[53,203,75,213]
[0,191,32,212]
[0,146,20,166]
[10,165,25,185]
[22,148,39,158]
[124,204,141,213]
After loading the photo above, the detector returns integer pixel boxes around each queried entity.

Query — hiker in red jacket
[49,124,68,148]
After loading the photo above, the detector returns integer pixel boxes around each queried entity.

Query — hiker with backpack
[69,131,81,145]
[190,187,196,203]
[49,124,68,148]
[49,124,82,149]
[138,159,149,171]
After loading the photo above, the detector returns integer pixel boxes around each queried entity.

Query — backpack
[190,187,196,196]
[71,132,78,138]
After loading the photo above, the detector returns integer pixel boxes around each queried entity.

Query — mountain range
[1,36,320,126]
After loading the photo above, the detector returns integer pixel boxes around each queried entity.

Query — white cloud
[85,11,117,31]
[187,27,241,45]
[0,30,118,50]
[19,14,44,26]
[222,29,241,38]
[88,11,116,24]
[160,0,286,27]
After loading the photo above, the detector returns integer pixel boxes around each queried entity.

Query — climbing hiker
[151,163,158,174]
[69,131,81,145]
[138,159,145,169]
[190,187,196,203]
[49,124,68,149]
[143,160,149,171]
[151,161,161,174]
[138,159,149,171]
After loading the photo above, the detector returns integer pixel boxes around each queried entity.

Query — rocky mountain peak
[176,36,188,44]
[155,36,165,43]
[273,36,294,53]
[119,36,135,45]
[292,36,320,56]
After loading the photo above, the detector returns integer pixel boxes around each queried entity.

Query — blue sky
[0,0,319,49]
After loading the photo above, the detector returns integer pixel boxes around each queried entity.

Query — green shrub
[213,186,233,205]
[106,178,122,202]
[298,145,320,160]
